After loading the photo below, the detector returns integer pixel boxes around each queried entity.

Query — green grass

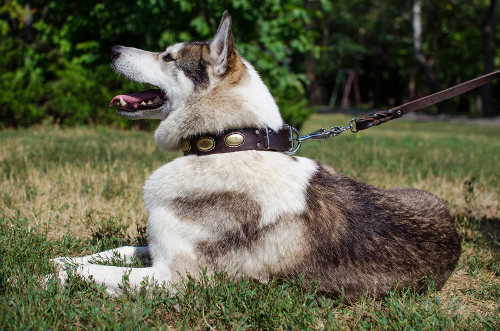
[0,114,499,329]
[1,216,497,330]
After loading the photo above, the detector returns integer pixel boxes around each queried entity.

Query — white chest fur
[143,151,318,269]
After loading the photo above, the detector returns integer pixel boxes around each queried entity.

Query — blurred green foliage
[0,0,498,129]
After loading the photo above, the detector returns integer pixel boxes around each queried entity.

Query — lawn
[0,114,498,329]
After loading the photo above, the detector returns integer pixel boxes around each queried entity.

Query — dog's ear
[209,10,234,76]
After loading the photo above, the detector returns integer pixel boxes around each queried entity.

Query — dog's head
[110,11,283,151]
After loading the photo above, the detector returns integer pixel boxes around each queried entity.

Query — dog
[52,11,461,301]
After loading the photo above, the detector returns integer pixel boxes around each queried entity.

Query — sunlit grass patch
[0,125,178,238]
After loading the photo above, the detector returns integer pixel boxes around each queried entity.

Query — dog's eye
[163,54,175,62]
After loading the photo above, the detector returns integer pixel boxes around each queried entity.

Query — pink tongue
[109,89,162,107]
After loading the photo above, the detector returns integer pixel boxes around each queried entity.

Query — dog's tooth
[153,96,161,103]
[119,97,127,106]
[147,100,153,105]
[140,101,146,106]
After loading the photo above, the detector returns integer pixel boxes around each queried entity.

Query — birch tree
[413,0,442,112]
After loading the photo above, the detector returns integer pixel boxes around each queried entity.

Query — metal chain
[287,119,358,155]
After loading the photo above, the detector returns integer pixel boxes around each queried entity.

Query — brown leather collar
[181,127,292,156]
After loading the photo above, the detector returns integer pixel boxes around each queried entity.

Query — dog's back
[294,165,460,300]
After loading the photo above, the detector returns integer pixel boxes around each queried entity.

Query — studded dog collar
[181,127,293,156]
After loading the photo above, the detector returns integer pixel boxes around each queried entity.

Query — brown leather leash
[286,69,500,154]
[182,70,499,156]
[353,69,500,131]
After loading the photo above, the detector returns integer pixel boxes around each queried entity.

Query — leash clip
[286,121,354,155]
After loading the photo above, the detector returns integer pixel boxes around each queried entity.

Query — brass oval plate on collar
[224,132,245,147]
[196,137,215,152]
[180,139,191,153]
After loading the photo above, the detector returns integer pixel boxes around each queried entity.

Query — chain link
[287,119,358,155]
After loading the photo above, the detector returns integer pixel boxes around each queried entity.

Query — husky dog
[52,11,460,301]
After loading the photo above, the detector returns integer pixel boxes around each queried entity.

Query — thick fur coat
[52,11,461,301]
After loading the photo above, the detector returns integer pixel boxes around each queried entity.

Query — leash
[288,69,500,154]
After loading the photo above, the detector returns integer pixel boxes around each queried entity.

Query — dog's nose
[111,45,124,62]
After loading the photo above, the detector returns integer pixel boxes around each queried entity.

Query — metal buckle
[286,125,302,155]
[264,127,271,149]
[349,118,358,133]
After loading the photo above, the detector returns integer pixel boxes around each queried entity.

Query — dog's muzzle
[111,45,124,62]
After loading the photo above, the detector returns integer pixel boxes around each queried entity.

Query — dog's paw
[55,269,69,287]
[39,272,66,289]
[49,257,74,286]
[50,256,70,267]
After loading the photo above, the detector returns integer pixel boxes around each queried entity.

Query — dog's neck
[154,59,284,152]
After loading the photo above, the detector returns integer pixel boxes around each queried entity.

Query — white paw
[38,268,69,289]
[49,257,74,285]
[50,256,71,266]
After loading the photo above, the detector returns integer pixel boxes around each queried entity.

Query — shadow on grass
[455,214,500,249]
[479,217,499,247]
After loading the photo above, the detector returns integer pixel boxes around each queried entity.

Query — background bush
[0,0,499,129]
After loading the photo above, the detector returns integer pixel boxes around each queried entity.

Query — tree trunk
[304,0,322,105]
[412,0,443,112]
[23,2,34,42]
[480,0,499,117]
[305,50,322,105]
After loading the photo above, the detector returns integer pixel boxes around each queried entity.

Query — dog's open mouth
[109,89,167,112]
